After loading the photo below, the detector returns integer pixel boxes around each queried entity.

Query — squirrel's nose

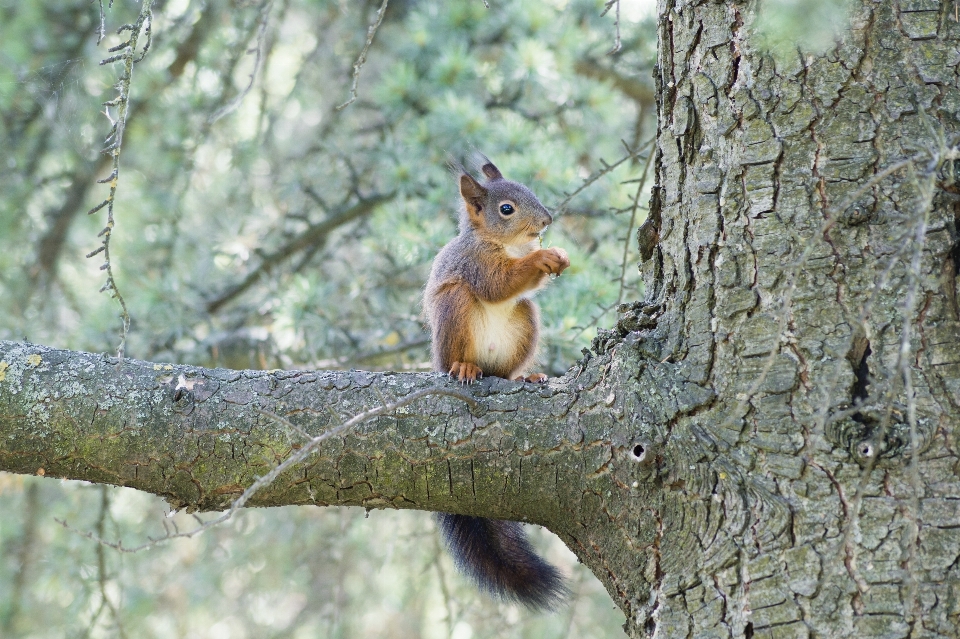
[541,212,553,228]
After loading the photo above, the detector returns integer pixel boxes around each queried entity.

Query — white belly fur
[471,298,526,371]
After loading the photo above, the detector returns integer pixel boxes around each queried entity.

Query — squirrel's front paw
[449,362,483,384]
[534,247,570,275]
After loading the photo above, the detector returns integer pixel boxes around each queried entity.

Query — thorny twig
[56,387,477,552]
[209,0,273,124]
[337,0,390,110]
[86,1,154,362]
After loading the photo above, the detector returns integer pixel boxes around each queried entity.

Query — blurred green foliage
[0,0,655,636]
[752,0,854,60]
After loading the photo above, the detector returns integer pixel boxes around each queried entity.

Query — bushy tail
[435,513,568,610]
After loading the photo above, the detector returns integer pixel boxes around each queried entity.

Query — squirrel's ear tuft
[469,151,502,181]
[460,173,487,217]
[480,161,503,181]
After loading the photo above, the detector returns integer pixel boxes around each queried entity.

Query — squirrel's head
[456,159,553,244]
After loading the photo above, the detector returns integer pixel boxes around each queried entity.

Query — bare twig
[897,161,934,621]
[205,192,394,313]
[57,387,477,553]
[86,0,154,361]
[209,0,273,124]
[431,528,457,637]
[831,236,918,594]
[95,0,114,45]
[615,142,654,306]
[311,337,431,370]
[553,137,653,214]
[0,482,39,634]
[601,0,622,55]
[92,486,128,639]
[336,0,390,110]
[568,138,655,337]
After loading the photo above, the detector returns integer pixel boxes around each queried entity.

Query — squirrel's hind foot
[449,362,483,384]
[514,373,548,383]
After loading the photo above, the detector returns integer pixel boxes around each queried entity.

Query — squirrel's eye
[500,203,515,216]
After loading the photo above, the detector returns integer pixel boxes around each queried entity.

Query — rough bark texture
[3,1,960,637]
[0,339,658,627]
[630,0,960,636]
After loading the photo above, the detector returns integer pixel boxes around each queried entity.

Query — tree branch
[0,340,617,530]
[205,193,394,313]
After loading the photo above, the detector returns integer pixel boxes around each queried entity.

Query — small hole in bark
[744,622,754,639]
[859,442,874,458]
[631,443,645,461]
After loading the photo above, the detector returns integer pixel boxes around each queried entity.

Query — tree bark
[4,0,960,637]
[631,0,960,636]
[0,339,656,628]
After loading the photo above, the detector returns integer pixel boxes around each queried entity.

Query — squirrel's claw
[449,362,482,384]
[515,373,548,383]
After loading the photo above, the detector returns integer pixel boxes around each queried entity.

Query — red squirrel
[424,158,569,609]
[424,158,569,383]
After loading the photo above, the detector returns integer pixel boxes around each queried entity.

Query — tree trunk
[3,1,960,637]
[631,0,960,636]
